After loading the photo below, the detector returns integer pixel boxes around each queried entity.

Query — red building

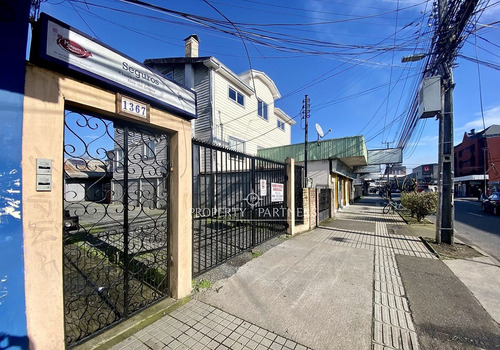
[454,125,500,197]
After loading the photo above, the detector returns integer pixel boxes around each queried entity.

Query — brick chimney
[184,35,200,58]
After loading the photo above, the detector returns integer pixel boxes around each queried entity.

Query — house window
[228,136,245,153]
[277,119,285,131]
[114,149,123,169]
[229,87,244,106]
[258,99,268,120]
[144,140,155,159]
[165,71,174,80]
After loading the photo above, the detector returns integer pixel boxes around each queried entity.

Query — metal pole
[483,146,488,197]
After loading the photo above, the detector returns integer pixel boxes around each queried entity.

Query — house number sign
[116,93,150,122]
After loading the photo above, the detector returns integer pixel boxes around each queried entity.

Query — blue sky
[37,0,499,171]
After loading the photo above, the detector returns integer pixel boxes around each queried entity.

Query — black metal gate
[63,110,170,347]
[318,188,331,223]
[294,165,305,224]
[192,139,287,276]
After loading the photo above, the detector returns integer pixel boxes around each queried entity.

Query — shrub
[401,191,438,222]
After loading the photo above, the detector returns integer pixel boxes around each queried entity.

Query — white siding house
[145,35,294,155]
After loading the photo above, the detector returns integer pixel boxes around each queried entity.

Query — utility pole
[401,0,480,244]
[435,0,478,244]
[303,95,310,181]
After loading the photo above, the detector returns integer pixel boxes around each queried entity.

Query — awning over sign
[454,174,488,182]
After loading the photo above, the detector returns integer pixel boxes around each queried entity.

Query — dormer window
[229,86,244,106]
[258,99,268,120]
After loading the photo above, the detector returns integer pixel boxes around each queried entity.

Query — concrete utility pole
[436,0,478,244]
[303,95,310,180]
[437,65,455,244]
[403,0,480,244]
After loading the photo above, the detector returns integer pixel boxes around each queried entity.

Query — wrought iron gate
[63,110,170,347]
[294,165,305,224]
[192,139,287,276]
[318,188,331,223]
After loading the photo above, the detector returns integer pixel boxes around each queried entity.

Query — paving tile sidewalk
[111,196,445,350]
[111,300,311,350]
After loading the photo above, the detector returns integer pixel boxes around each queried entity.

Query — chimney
[184,35,200,58]
[470,128,475,135]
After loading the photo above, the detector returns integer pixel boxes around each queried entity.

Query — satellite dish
[315,123,324,138]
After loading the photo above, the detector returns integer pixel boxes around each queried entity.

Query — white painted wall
[213,72,291,155]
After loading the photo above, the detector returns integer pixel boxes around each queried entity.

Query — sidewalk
[110,195,500,350]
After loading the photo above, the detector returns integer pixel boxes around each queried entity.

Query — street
[453,199,500,263]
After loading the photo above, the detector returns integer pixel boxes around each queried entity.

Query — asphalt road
[453,199,500,263]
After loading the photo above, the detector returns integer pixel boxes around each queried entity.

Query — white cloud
[456,105,500,132]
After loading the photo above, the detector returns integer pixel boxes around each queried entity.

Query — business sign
[34,13,196,119]
[367,148,403,165]
[423,164,432,174]
[271,183,284,202]
[259,179,267,197]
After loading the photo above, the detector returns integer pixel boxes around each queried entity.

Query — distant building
[144,35,295,155]
[408,163,438,185]
[454,125,500,196]
[388,165,406,176]
[257,136,368,211]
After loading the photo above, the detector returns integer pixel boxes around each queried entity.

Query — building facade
[145,35,295,155]
[257,136,368,212]
[408,163,438,186]
[454,125,500,197]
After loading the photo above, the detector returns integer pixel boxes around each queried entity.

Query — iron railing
[294,165,305,224]
[192,139,287,276]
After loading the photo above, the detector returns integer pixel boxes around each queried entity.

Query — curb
[419,236,440,258]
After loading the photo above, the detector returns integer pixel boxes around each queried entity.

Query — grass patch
[192,278,212,293]
[251,249,263,259]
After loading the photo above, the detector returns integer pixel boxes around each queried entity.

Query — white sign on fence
[271,183,284,202]
[259,179,267,196]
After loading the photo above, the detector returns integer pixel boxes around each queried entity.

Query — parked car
[482,192,500,215]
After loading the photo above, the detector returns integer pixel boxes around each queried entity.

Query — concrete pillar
[309,188,317,228]
[169,131,192,299]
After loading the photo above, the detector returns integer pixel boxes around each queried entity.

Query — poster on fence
[271,183,284,202]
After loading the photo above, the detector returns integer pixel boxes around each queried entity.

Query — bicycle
[383,200,406,214]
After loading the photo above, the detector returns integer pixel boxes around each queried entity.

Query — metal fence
[63,110,170,347]
[192,139,287,276]
[318,188,332,223]
[294,165,305,224]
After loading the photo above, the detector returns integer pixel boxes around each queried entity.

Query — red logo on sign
[57,35,92,58]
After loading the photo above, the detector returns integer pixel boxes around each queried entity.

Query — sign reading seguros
[37,13,196,119]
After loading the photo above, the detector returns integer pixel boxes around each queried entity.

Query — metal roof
[257,136,367,167]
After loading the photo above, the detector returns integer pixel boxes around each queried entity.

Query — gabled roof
[462,124,500,142]
[239,70,280,99]
[144,58,284,100]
